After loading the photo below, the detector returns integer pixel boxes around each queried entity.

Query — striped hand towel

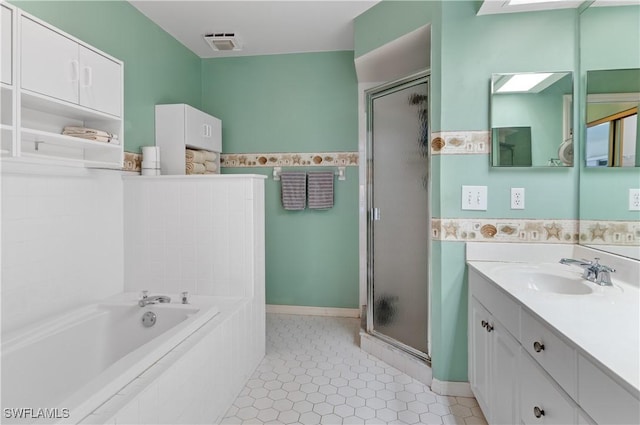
[281,171,307,211]
[307,171,334,209]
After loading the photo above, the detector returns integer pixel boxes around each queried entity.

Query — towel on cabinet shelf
[204,151,217,162]
[62,126,119,144]
[280,171,307,211]
[307,171,334,209]
[186,162,206,175]
[185,149,207,164]
[205,161,218,173]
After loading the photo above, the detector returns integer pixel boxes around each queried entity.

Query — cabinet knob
[533,406,545,418]
[533,341,545,352]
[485,323,493,332]
[481,320,488,328]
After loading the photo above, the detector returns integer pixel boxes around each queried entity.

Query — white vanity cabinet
[469,267,640,425]
[469,282,520,424]
[155,104,222,175]
[20,16,121,117]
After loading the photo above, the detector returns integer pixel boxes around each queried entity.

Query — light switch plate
[462,185,488,211]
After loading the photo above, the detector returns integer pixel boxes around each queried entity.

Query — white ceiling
[129,0,380,59]
[477,0,640,15]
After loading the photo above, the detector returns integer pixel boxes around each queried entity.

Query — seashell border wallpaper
[220,152,359,168]
[433,218,640,247]
[432,218,579,244]
[431,131,490,155]
[123,152,142,172]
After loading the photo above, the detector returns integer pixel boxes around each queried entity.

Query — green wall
[202,52,360,308]
[12,0,202,153]
[579,5,640,221]
[356,0,581,382]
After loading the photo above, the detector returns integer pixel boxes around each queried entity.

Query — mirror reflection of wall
[579,3,640,261]
[585,69,640,168]
[490,72,573,167]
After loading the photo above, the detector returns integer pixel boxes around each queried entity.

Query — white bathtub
[1,294,219,424]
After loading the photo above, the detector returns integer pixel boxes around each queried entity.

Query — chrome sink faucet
[560,257,616,286]
[138,290,172,307]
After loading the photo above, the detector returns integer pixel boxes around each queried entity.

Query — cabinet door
[469,297,491,418]
[491,324,520,425]
[184,105,210,150]
[21,17,78,104]
[1,5,12,85]
[78,45,121,117]
[203,113,222,152]
[520,352,576,425]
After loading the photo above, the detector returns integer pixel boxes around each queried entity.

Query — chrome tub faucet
[138,290,172,307]
[560,257,616,286]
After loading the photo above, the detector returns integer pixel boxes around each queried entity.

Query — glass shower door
[367,75,430,359]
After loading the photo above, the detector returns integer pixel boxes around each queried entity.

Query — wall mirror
[579,3,640,260]
[490,71,573,167]
[585,69,640,167]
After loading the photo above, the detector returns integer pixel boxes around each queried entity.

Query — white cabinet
[520,352,577,425]
[20,16,121,117]
[469,297,520,425]
[78,45,121,117]
[155,104,222,175]
[468,268,640,425]
[1,3,13,85]
[3,9,124,168]
[1,2,16,157]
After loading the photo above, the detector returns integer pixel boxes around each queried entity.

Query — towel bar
[273,166,346,181]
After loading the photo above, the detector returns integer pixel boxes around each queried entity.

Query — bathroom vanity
[467,244,639,425]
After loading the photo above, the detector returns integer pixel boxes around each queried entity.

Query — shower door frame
[365,70,432,364]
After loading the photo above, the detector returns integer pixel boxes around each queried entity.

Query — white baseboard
[430,378,473,397]
[266,304,360,318]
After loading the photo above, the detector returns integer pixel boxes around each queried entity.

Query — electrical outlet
[630,189,640,211]
[462,185,488,211]
[511,188,525,210]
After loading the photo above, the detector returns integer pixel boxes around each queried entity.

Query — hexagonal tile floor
[221,314,487,424]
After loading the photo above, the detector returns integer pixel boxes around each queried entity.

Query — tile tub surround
[85,296,265,425]
[222,314,486,425]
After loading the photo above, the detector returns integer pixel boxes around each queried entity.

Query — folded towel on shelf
[307,171,334,209]
[62,126,119,144]
[185,149,207,164]
[186,162,206,175]
[280,171,307,211]
[204,151,217,162]
[204,161,218,173]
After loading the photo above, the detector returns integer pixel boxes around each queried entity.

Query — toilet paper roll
[142,146,160,162]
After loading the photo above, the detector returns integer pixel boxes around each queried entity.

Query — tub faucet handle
[181,291,189,304]
[140,290,148,300]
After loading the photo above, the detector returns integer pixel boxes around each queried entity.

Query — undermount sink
[494,266,594,295]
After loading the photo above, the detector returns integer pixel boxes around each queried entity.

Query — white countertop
[468,260,640,396]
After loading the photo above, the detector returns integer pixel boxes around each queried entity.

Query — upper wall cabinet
[0,8,124,168]
[1,4,13,85]
[21,16,121,117]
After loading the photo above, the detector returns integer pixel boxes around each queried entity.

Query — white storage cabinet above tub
[155,104,222,175]
[1,7,124,168]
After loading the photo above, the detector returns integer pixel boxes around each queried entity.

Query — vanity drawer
[469,269,520,339]
[521,308,576,400]
[577,354,640,425]
[520,351,576,425]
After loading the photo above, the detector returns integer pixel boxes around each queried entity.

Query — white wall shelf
[21,127,121,151]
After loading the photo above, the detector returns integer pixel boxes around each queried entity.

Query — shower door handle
[371,207,381,221]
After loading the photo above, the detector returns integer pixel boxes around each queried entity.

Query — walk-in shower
[366,71,431,362]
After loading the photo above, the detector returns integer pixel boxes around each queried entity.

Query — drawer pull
[533,341,545,352]
[533,406,545,418]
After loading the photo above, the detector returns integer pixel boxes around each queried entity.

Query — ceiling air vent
[203,33,243,51]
